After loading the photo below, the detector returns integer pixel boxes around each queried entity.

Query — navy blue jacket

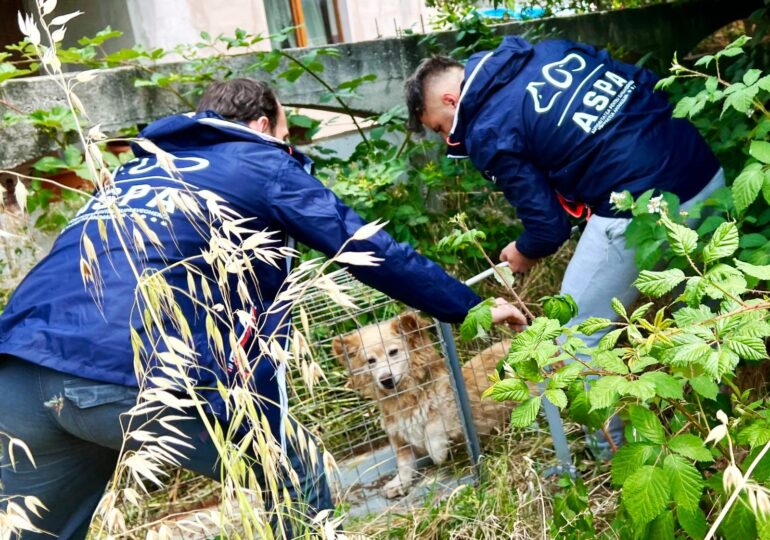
[448,36,720,259]
[0,112,481,440]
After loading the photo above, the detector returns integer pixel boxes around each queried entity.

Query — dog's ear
[391,312,430,348]
[331,334,358,366]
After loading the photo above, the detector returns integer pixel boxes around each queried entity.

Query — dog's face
[331,313,432,397]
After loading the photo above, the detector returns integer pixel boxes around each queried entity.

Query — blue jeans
[559,169,726,457]
[0,355,333,539]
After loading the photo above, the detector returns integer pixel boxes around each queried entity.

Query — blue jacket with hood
[447,36,720,259]
[0,111,481,442]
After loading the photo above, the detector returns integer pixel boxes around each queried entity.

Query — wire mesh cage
[289,269,520,519]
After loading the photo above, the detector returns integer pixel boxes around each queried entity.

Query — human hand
[490,297,527,332]
[499,241,537,273]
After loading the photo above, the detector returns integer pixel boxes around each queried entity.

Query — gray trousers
[0,355,333,539]
[559,169,726,454]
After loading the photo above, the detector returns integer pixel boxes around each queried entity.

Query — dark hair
[404,56,463,133]
[196,78,279,128]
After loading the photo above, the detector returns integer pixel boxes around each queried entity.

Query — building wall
[340,0,437,42]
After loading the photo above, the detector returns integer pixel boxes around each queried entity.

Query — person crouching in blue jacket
[405,37,725,458]
[0,78,526,539]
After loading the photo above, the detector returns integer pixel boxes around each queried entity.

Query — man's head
[197,78,289,142]
[404,56,464,139]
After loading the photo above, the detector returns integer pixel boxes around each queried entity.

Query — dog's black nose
[379,376,396,389]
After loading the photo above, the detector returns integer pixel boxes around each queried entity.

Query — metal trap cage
[288,266,574,519]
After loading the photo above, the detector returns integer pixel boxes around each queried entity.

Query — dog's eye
[388,348,398,357]
[367,357,376,365]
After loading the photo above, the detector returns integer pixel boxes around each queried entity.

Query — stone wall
[0,0,762,170]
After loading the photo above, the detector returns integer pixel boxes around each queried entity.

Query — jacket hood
[447,36,534,158]
[133,111,314,171]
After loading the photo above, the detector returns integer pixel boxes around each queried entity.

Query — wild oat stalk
[2,2,376,538]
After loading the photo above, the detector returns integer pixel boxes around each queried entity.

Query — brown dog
[331,312,512,498]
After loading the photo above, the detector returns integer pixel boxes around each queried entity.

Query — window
[265,0,344,48]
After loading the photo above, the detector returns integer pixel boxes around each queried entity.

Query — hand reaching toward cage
[490,298,527,332]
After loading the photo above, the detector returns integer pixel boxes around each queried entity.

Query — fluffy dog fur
[331,312,512,498]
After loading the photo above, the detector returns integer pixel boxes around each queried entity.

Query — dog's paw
[383,475,409,499]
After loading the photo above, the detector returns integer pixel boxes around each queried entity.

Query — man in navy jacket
[0,78,524,539]
[405,37,725,455]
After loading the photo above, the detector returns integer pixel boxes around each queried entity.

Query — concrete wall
[0,0,763,170]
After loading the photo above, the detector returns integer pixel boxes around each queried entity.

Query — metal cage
[289,267,574,519]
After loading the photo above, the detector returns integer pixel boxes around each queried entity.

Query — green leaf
[630,302,654,322]
[703,222,739,263]
[721,500,757,540]
[549,362,583,389]
[669,434,714,462]
[460,299,494,341]
[649,510,675,540]
[673,305,714,327]
[598,328,624,351]
[541,294,578,325]
[610,297,627,318]
[733,163,764,214]
[589,375,628,410]
[629,405,666,444]
[662,214,698,257]
[678,507,708,540]
[734,258,770,280]
[664,454,704,511]
[543,388,568,409]
[482,378,530,402]
[622,465,670,524]
[623,378,656,401]
[640,371,684,400]
[510,396,541,427]
[611,443,656,485]
[718,349,740,378]
[737,421,770,448]
[592,350,629,375]
[634,269,686,297]
[725,335,768,360]
[689,376,719,400]
[750,140,770,164]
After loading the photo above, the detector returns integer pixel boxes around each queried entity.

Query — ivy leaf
[664,454,704,511]
[629,405,666,444]
[482,378,530,402]
[703,222,739,264]
[543,388,568,409]
[634,269,686,297]
[640,371,684,400]
[750,140,770,165]
[622,465,671,524]
[611,443,656,485]
[689,376,719,400]
[732,163,764,214]
[576,317,613,336]
[669,433,714,462]
[734,258,770,280]
[510,396,541,428]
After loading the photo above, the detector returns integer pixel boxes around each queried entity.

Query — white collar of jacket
[446,50,495,160]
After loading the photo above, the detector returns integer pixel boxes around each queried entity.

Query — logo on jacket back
[65,156,211,231]
[525,53,635,134]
